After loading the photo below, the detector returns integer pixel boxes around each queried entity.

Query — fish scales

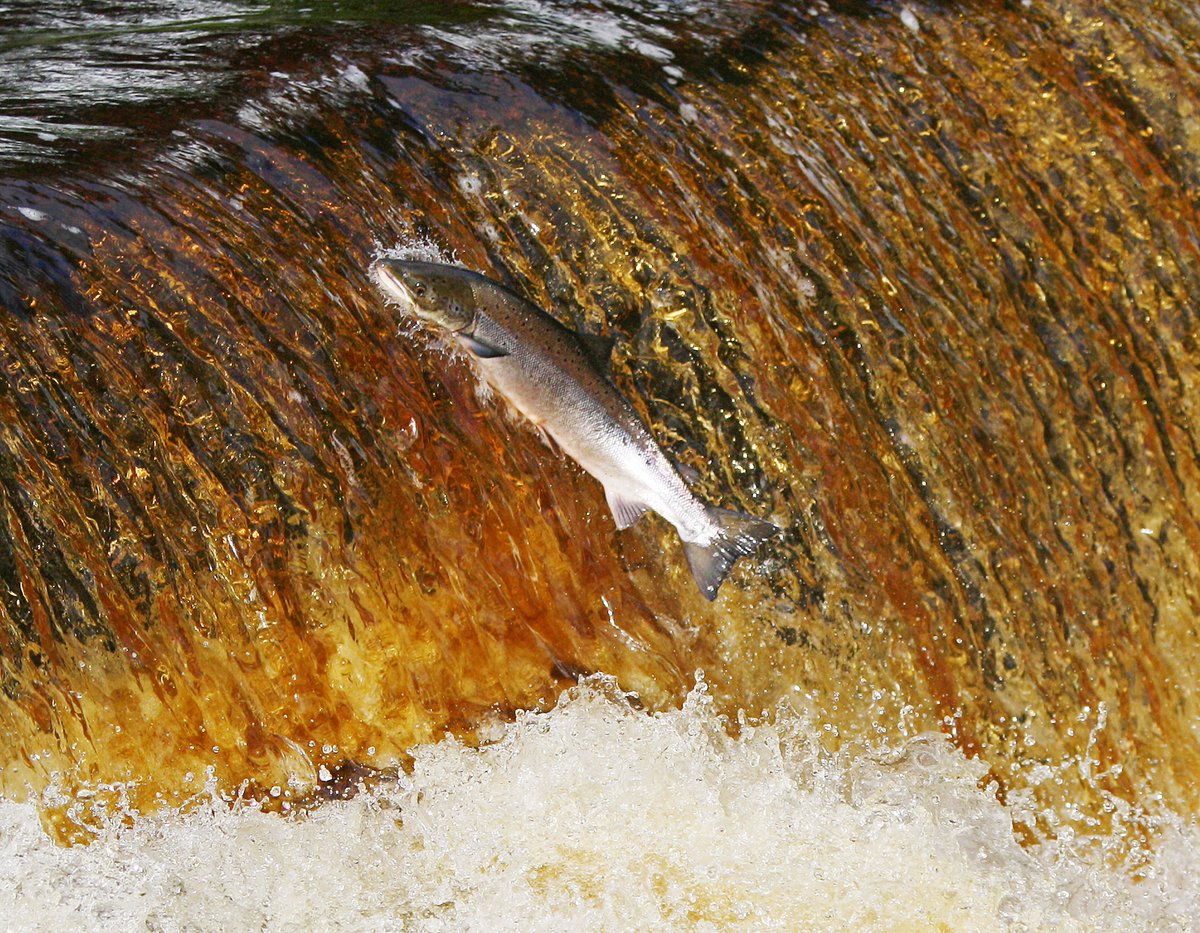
[468,291,703,539]
[372,259,776,599]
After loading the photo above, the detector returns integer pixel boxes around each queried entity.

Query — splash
[1,680,1195,931]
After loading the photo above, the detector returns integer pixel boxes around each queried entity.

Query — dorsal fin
[674,460,701,485]
[576,332,616,369]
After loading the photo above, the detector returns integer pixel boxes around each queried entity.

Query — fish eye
[414,282,426,296]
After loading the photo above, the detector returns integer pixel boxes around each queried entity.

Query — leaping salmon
[371,258,777,599]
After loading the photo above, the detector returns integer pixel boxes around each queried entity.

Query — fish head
[372,259,476,332]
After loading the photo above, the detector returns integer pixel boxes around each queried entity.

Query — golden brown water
[1,0,1198,850]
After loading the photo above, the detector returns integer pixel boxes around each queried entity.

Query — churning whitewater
[1,679,1196,932]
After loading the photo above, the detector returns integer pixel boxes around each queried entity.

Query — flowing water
[1,0,1199,927]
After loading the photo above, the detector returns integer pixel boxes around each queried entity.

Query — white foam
[341,64,370,91]
[15,206,47,222]
[372,235,455,267]
[1,678,1196,931]
[458,173,483,197]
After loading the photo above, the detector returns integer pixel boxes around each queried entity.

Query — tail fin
[682,506,779,601]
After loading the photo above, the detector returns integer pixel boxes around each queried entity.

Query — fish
[371,258,778,599]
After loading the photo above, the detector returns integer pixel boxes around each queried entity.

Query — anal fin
[605,488,649,530]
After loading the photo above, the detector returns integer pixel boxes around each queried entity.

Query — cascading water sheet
[0,0,1198,927]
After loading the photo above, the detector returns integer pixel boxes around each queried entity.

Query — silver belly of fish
[372,258,778,599]
[475,346,712,543]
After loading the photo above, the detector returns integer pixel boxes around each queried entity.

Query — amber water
[1,0,1198,927]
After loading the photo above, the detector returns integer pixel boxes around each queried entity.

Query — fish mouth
[370,259,418,313]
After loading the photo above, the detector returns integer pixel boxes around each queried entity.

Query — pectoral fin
[459,333,510,358]
[531,421,558,452]
[605,488,649,530]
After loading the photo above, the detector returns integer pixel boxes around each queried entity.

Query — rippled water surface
[1,0,1199,925]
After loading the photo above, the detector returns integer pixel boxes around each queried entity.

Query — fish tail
[682,506,779,601]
